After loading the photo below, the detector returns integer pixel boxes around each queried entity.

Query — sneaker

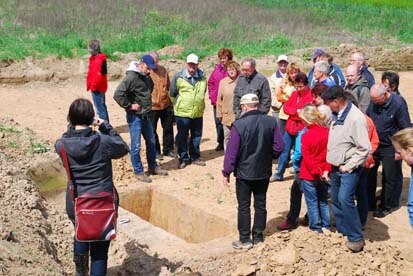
[164,151,178,158]
[277,220,297,231]
[178,161,189,169]
[215,144,224,151]
[252,239,263,246]
[270,175,283,182]
[373,209,391,218]
[134,173,152,183]
[232,240,253,250]
[156,154,163,161]
[192,159,206,166]
[148,167,168,176]
[346,240,365,253]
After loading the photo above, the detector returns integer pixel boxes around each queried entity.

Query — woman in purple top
[208,48,233,151]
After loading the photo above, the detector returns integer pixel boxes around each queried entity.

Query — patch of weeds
[0,124,22,135]
[5,140,18,149]
[29,138,50,153]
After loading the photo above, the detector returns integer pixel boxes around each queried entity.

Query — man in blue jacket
[367,84,411,217]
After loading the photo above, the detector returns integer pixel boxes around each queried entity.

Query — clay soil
[1,49,413,275]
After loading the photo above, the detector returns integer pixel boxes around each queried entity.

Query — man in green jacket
[170,53,207,169]
[114,55,168,183]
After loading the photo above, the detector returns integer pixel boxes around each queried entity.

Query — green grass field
[0,0,412,61]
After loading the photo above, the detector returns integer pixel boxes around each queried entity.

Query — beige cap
[186,53,199,64]
[240,93,259,105]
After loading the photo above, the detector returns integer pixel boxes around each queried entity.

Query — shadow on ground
[108,240,183,276]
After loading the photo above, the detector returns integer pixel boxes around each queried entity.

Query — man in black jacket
[223,94,284,249]
[114,55,168,183]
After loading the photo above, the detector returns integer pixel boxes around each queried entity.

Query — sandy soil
[1,63,413,275]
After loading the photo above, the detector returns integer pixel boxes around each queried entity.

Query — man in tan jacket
[149,51,176,159]
[322,85,371,253]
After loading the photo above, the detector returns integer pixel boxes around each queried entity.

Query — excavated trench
[30,161,232,244]
[119,187,232,243]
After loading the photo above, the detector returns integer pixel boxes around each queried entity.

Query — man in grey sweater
[233,58,271,119]
[322,85,371,253]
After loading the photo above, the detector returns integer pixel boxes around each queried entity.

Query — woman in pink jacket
[208,48,233,151]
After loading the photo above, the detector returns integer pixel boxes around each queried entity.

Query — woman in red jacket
[87,40,109,122]
[299,104,331,233]
[271,73,313,181]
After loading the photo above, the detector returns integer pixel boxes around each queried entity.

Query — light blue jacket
[292,127,307,172]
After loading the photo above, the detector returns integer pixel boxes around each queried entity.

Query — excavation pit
[120,187,232,243]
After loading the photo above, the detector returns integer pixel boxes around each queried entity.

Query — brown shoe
[148,167,168,176]
[134,173,152,183]
[346,240,365,253]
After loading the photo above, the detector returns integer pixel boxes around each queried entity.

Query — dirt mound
[1,44,412,85]
[180,228,413,276]
[0,118,73,275]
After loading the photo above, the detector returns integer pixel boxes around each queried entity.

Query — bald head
[346,64,361,85]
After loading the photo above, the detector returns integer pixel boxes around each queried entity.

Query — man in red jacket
[87,40,109,122]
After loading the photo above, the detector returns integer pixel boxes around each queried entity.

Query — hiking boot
[192,159,206,166]
[373,209,391,218]
[277,220,297,231]
[134,173,152,183]
[346,240,365,253]
[164,151,178,158]
[215,144,224,151]
[148,167,168,176]
[232,240,253,250]
[74,254,89,276]
[178,161,189,169]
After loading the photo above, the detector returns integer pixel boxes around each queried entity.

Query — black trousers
[149,109,174,155]
[236,178,269,243]
[286,175,302,224]
[368,145,403,210]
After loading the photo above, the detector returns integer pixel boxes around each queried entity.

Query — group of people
[224,48,412,253]
[57,40,413,274]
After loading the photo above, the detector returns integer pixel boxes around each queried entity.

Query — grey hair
[315,61,329,74]
[372,83,387,96]
[352,51,365,62]
[241,58,256,68]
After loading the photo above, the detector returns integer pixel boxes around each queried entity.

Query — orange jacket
[364,115,379,168]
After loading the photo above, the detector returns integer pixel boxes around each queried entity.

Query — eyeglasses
[294,84,306,89]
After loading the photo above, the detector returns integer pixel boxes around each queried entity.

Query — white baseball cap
[240,93,259,105]
[186,53,199,64]
[276,54,288,63]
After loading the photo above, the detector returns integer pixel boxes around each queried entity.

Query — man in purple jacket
[222,93,284,249]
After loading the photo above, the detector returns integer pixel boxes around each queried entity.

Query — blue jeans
[356,168,369,227]
[126,112,158,174]
[175,116,203,162]
[330,167,363,242]
[74,239,110,276]
[301,179,331,233]
[274,131,295,179]
[91,91,109,122]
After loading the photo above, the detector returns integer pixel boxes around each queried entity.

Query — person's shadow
[107,240,184,276]
[264,211,289,237]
